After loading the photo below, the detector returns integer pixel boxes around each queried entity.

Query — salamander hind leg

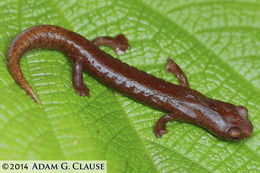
[73,59,90,97]
[166,58,189,87]
[154,113,176,138]
[92,34,130,55]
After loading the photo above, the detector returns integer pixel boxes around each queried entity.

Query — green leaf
[0,0,259,172]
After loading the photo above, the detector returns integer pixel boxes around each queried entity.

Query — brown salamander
[7,25,253,141]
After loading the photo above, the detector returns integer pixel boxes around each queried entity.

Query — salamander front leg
[73,59,90,97]
[154,113,176,138]
[166,58,189,87]
[92,34,130,55]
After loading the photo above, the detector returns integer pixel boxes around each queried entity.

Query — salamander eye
[236,106,248,120]
[227,127,241,139]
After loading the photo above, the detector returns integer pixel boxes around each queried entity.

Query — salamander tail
[7,40,41,105]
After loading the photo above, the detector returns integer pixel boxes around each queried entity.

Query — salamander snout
[227,124,253,141]
[226,106,253,141]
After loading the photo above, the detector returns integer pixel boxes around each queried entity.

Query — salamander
[7,25,253,141]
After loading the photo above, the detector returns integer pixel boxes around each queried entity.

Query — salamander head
[208,100,253,141]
